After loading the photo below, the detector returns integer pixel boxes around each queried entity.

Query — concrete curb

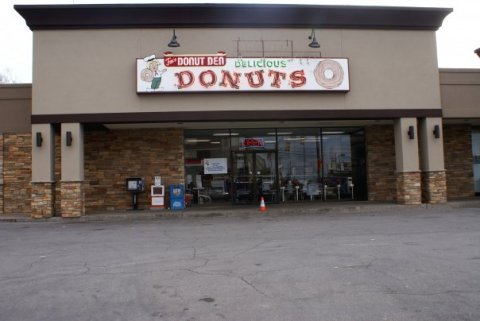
[1,200,478,223]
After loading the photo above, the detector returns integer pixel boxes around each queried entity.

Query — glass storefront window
[472,129,480,194]
[231,129,277,204]
[322,130,353,200]
[184,127,367,206]
[277,128,321,201]
[184,130,231,204]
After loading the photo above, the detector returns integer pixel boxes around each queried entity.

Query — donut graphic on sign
[313,59,344,89]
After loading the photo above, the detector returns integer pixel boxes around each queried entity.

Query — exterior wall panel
[440,69,480,119]
[0,85,31,133]
[3,134,31,215]
[84,128,184,212]
[443,124,474,199]
[366,125,397,201]
[33,29,441,116]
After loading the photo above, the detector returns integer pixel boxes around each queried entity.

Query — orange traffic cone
[259,196,267,212]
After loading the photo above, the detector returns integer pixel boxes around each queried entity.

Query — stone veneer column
[394,118,421,205]
[419,117,447,203]
[396,171,422,204]
[60,123,84,217]
[31,124,55,218]
[421,171,447,203]
[31,182,55,218]
[60,181,84,217]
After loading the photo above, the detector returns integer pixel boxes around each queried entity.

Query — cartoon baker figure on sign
[141,55,167,91]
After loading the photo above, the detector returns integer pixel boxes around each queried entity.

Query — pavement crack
[245,264,307,277]
[27,255,48,271]
[232,240,270,258]
[239,276,269,297]
[183,268,269,297]
[336,257,377,270]
[359,289,480,296]
[190,258,210,269]
[81,262,91,275]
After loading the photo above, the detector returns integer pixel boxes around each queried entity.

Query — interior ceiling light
[185,139,210,143]
[213,132,239,136]
[267,132,292,135]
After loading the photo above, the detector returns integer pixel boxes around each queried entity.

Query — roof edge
[14,3,452,31]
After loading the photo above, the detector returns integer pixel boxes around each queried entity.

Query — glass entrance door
[232,151,277,204]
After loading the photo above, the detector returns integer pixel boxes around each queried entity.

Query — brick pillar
[31,182,55,218]
[61,123,84,217]
[60,181,84,217]
[421,171,447,204]
[419,118,447,204]
[397,171,422,204]
[31,124,55,218]
[394,118,421,205]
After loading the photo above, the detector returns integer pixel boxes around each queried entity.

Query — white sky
[1,0,479,83]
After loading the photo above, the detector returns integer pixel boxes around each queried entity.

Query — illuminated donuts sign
[240,138,265,149]
[137,53,349,93]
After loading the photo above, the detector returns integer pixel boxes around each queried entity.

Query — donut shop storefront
[138,53,364,205]
[15,3,455,217]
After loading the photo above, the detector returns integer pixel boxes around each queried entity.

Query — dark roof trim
[15,4,452,31]
[31,109,443,125]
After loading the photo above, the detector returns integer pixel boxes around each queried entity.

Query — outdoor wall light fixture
[433,125,441,139]
[475,48,480,58]
[407,126,415,140]
[35,132,43,147]
[168,29,180,48]
[66,131,73,146]
[308,29,320,48]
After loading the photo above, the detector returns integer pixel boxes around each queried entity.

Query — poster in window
[204,158,228,174]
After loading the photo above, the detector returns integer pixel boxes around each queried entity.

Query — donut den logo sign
[137,52,349,93]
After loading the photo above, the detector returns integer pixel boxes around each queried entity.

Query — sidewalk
[1,199,479,223]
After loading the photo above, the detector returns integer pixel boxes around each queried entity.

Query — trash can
[169,185,185,210]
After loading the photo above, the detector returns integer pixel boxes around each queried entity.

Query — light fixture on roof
[308,29,320,48]
[168,29,180,48]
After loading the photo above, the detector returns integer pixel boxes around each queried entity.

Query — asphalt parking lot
[0,205,479,321]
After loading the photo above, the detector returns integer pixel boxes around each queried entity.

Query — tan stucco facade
[0,84,31,133]
[32,28,441,116]
[440,69,480,119]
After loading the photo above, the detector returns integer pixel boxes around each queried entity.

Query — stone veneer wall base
[443,125,474,199]
[31,182,55,218]
[84,129,184,212]
[60,181,84,218]
[421,170,447,204]
[366,125,397,201]
[396,171,422,205]
[0,184,3,215]
[3,133,31,214]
